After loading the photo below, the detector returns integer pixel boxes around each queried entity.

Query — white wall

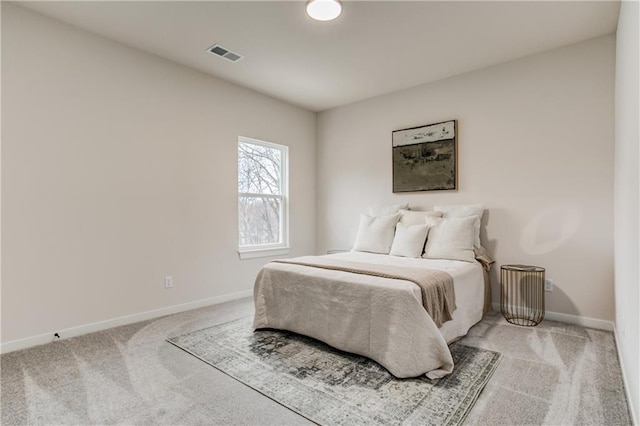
[1,4,316,344]
[317,36,615,322]
[614,0,639,419]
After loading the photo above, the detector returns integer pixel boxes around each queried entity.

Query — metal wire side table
[500,264,545,326]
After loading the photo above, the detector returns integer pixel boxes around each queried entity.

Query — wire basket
[500,265,545,326]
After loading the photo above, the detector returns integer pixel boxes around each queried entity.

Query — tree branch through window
[238,138,288,249]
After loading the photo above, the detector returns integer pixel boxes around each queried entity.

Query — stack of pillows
[352,203,484,262]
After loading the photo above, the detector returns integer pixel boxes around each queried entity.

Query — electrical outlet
[544,279,553,292]
[164,276,174,289]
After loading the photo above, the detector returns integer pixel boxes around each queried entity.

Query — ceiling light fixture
[306,0,342,22]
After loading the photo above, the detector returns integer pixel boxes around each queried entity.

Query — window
[237,136,289,259]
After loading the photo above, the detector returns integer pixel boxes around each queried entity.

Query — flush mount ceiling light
[306,0,343,21]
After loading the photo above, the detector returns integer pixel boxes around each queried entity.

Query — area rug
[167,317,501,426]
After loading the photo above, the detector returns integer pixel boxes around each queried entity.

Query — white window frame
[237,136,289,259]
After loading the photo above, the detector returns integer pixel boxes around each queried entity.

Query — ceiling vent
[207,44,244,63]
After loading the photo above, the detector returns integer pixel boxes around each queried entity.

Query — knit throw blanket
[272,256,456,327]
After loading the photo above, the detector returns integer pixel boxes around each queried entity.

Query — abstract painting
[392,119,457,192]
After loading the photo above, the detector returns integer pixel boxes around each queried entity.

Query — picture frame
[392,119,457,192]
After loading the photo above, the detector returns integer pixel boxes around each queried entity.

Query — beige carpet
[462,312,631,425]
[0,298,632,425]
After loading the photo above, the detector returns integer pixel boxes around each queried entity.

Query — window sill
[238,247,290,260]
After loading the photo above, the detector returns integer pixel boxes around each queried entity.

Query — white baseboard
[490,303,614,331]
[613,324,638,426]
[0,289,253,354]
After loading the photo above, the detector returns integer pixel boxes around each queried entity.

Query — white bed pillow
[389,223,429,258]
[423,216,476,262]
[352,213,400,254]
[433,204,484,247]
[398,209,442,226]
[368,203,409,216]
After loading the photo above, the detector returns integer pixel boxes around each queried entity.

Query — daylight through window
[238,137,288,255]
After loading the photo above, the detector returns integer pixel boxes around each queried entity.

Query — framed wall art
[392,119,457,192]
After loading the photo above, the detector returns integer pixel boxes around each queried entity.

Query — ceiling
[18,1,620,112]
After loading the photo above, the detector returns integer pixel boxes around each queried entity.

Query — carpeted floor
[1,297,631,425]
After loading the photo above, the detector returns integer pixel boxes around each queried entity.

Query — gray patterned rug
[167,317,501,426]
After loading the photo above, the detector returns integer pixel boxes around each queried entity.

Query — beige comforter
[254,254,472,379]
[272,256,456,327]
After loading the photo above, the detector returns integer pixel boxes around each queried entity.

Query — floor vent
[207,44,244,62]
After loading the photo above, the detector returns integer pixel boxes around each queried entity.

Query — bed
[253,251,487,379]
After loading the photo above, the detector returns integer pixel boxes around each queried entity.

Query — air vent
[207,44,244,63]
